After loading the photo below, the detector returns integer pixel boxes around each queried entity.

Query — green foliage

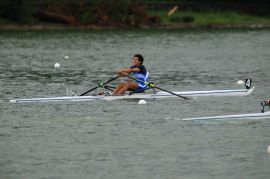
[0,0,269,26]
[170,16,194,23]
[0,0,40,24]
[182,11,270,25]
[78,0,148,25]
[148,9,270,25]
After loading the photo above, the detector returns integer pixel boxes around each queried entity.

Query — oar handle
[121,73,189,100]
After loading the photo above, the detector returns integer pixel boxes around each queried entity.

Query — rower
[261,99,270,113]
[112,54,149,96]
[266,99,270,105]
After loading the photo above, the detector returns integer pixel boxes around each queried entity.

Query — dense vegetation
[0,0,149,26]
[0,0,269,27]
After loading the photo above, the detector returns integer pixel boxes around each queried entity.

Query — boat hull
[9,87,254,103]
[182,111,270,121]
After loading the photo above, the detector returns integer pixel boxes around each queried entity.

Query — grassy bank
[0,10,270,30]
[148,10,270,26]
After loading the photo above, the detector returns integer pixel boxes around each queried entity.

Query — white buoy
[267,145,270,153]
[237,80,244,85]
[64,56,69,59]
[54,63,61,68]
[138,99,147,104]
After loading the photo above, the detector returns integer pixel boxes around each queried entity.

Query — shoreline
[1,23,270,30]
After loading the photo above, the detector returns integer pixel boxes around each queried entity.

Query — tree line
[0,0,269,26]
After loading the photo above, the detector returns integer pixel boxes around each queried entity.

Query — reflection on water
[2,68,86,84]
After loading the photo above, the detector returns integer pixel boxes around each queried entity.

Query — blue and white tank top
[130,65,149,88]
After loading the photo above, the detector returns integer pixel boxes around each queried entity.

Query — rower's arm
[117,67,140,75]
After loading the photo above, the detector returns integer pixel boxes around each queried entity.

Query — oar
[122,73,190,100]
[79,76,120,96]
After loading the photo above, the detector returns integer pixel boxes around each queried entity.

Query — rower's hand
[117,71,128,77]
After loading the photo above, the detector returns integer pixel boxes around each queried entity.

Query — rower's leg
[119,83,138,95]
[113,82,138,96]
[116,86,129,95]
[112,83,125,95]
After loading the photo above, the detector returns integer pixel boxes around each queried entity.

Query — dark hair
[134,54,144,64]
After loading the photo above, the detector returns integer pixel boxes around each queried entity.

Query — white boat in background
[182,111,270,121]
[183,100,270,121]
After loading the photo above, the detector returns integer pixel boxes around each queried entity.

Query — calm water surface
[0,29,270,179]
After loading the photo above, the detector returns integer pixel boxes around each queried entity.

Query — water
[0,29,270,179]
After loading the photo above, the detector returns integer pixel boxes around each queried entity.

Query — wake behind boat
[9,78,254,103]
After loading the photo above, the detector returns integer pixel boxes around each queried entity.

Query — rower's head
[133,54,144,65]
